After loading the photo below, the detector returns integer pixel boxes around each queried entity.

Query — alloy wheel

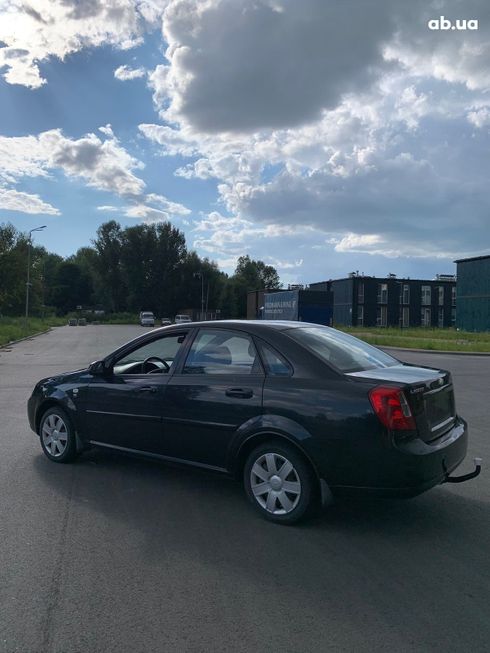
[41,413,68,458]
[250,452,302,515]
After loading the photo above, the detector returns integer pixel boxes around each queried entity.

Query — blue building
[310,273,456,328]
[454,255,490,332]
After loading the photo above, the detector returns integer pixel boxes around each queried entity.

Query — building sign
[263,291,299,320]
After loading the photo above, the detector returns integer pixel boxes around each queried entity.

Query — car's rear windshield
[286,326,398,373]
[142,312,154,317]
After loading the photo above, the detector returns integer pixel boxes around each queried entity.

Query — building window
[377,283,388,304]
[421,307,431,327]
[421,285,431,306]
[358,282,364,304]
[451,286,456,307]
[438,286,444,306]
[376,305,387,327]
[402,307,410,327]
[451,308,456,325]
[438,307,444,328]
[357,305,364,326]
[402,284,410,305]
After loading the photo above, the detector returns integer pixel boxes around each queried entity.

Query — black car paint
[27,320,468,497]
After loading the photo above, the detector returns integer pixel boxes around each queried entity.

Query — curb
[380,345,490,357]
[0,328,52,350]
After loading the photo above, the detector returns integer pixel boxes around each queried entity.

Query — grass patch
[338,326,490,352]
[0,316,66,347]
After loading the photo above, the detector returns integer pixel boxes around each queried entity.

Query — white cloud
[97,205,119,211]
[153,0,395,132]
[467,107,490,128]
[98,124,115,138]
[114,64,146,80]
[0,0,163,88]
[138,123,200,157]
[0,187,60,215]
[123,192,190,222]
[139,0,490,263]
[0,134,51,184]
[149,0,490,136]
[0,127,190,219]
[38,129,146,196]
[333,234,384,253]
[191,211,316,261]
[266,257,304,270]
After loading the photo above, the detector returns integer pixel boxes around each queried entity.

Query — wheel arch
[233,430,322,495]
[35,399,66,433]
[35,400,86,453]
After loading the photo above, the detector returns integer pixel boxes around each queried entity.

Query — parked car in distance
[27,321,480,524]
[174,314,192,324]
[161,317,172,327]
[77,318,87,326]
[68,318,77,326]
[139,311,155,327]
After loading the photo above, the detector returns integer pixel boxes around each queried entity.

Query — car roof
[159,319,322,333]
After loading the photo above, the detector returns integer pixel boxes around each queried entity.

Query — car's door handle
[225,387,253,399]
[135,386,158,393]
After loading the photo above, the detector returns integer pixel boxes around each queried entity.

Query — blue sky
[1,0,489,285]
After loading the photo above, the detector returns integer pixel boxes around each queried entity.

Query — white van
[140,311,155,326]
[174,314,192,324]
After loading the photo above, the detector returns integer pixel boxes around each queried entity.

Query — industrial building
[454,255,490,331]
[309,273,456,328]
[247,288,333,325]
[262,289,333,325]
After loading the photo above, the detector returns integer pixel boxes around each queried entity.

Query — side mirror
[88,360,108,375]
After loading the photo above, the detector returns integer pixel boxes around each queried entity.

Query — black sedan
[27,321,479,524]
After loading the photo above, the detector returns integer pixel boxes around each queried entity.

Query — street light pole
[201,272,204,320]
[194,271,205,320]
[25,225,46,329]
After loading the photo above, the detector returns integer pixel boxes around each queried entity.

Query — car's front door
[85,331,189,454]
[162,328,265,469]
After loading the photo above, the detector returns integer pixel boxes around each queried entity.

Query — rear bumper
[333,418,469,498]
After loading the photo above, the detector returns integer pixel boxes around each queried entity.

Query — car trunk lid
[347,364,456,442]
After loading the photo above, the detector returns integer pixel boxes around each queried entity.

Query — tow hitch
[443,457,482,484]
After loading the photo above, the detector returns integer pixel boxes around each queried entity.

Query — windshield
[286,326,399,373]
[141,312,154,318]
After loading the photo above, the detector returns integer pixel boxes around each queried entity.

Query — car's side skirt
[88,440,229,473]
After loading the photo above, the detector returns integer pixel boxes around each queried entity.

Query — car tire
[243,441,315,524]
[39,407,78,463]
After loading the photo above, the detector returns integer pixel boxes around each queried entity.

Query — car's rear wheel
[243,442,314,524]
[39,407,77,463]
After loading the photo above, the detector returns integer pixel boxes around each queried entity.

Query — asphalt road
[1,325,489,653]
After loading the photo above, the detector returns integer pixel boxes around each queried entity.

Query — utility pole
[194,271,205,320]
[25,225,46,330]
[201,272,204,320]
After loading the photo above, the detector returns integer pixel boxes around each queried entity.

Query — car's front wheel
[39,407,78,463]
[243,442,314,524]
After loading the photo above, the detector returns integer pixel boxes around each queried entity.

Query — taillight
[369,386,416,431]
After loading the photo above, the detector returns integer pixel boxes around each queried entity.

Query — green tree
[232,255,281,317]
[35,249,63,316]
[0,223,28,315]
[92,221,127,311]
[50,261,93,314]
[119,222,187,316]
[235,255,281,290]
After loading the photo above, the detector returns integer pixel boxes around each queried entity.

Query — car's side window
[183,329,262,375]
[259,343,293,377]
[113,334,187,375]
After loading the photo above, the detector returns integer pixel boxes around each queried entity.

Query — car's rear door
[162,327,265,469]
